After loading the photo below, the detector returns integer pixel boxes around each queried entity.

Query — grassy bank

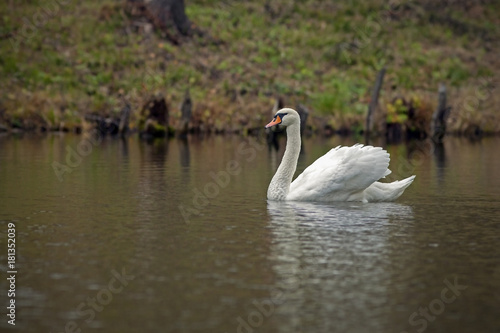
[0,0,499,135]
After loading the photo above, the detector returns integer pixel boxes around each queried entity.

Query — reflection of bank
[132,139,171,272]
[432,142,446,185]
[407,139,447,185]
[178,137,190,169]
[385,139,447,188]
[266,201,414,332]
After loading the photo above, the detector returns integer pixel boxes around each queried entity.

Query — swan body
[266,108,415,203]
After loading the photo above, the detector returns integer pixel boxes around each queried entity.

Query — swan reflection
[266,201,414,332]
[267,200,414,225]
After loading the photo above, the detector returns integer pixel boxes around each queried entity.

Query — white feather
[266,108,415,202]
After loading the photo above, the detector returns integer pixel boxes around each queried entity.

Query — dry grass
[0,0,499,135]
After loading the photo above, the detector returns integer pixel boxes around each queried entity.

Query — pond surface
[0,133,499,333]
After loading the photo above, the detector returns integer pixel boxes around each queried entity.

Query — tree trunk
[127,0,198,43]
[150,0,191,35]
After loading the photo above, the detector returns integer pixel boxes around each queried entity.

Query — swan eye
[265,113,285,128]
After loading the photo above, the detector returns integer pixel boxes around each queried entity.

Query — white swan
[265,108,415,202]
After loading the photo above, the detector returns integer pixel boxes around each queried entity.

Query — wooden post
[178,88,192,138]
[266,97,283,149]
[296,104,309,136]
[431,83,450,142]
[365,67,386,137]
[119,102,131,137]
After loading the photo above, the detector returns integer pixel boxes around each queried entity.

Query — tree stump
[126,0,201,44]
[84,114,119,136]
[139,94,171,138]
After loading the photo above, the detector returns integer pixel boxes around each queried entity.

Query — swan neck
[283,123,301,163]
[268,123,301,200]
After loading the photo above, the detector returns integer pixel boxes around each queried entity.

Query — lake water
[0,133,499,333]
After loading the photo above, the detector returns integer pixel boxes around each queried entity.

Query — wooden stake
[365,67,386,137]
[431,83,450,142]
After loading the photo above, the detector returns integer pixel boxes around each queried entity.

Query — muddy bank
[1,90,498,141]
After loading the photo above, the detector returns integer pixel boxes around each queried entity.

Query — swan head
[265,108,300,128]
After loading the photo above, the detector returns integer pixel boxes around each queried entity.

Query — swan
[265,108,415,202]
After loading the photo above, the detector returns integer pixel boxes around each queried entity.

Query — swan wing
[287,144,391,201]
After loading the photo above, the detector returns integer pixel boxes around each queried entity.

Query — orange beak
[265,115,282,128]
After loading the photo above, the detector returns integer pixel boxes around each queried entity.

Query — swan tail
[361,175,416,202]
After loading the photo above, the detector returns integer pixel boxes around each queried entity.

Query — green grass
[0,0,499,132]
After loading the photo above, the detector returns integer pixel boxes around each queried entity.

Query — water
[0,133,499,333]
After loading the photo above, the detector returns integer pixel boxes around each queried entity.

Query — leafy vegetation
[0,0,499,134]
